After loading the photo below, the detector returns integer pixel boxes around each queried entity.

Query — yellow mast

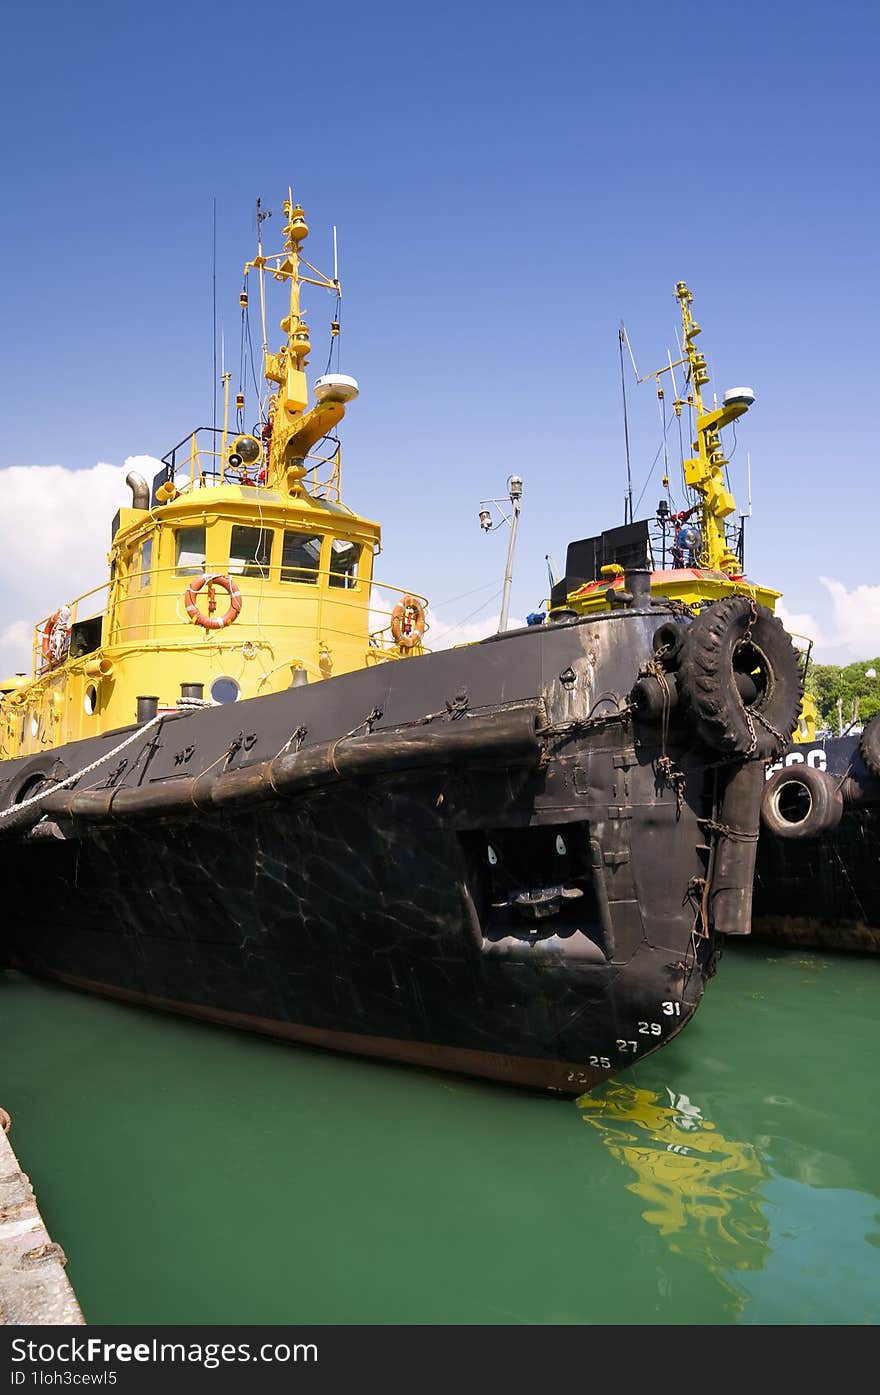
[673,281,750,574]
[244,194,346,497]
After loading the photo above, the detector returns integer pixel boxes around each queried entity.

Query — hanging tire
[652,621,686,668]
[677,596,803,759]
[761,764,844,839]
[0,754,69,811]
[630,671,679,722]
[859,713,880,779]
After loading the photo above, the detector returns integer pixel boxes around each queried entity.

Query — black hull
[0,611,745,1093]
[753,736,880,953]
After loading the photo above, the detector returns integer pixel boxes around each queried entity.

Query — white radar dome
[314,373,360,403]
[722,386,756,408]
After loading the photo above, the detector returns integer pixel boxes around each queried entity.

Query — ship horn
[126,471,149,510]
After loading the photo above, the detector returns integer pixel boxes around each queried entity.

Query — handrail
[159,425,342,501]
[785,629,815,682]
[28,563,428,680]
[34,562,427,620]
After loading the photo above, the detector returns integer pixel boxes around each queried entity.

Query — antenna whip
[212,197,217,435]
[619,325,634,524]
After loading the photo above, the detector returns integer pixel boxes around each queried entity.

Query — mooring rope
[0,712,167,821]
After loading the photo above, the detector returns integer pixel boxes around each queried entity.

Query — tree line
[808,658,880,733]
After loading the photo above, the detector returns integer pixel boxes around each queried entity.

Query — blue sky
[1,0,878,665]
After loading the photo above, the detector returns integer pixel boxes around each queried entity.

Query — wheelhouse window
[126,539,152,594]
[281,531,322,584]
[328,538,360,589]
[229,525,273,577]
[175,527,206,576]
[139,538,153,588]
[127,545,140,595]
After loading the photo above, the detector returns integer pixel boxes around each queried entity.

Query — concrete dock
[0,1109,84,1324]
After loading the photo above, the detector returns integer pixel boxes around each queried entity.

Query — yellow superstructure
[0,194,427,760]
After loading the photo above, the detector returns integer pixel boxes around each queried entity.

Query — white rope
[0,712,167,821]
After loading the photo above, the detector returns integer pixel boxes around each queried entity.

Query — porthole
[84,685,98,715]
[211,676,240,704]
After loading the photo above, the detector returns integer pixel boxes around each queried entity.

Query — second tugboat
[0,197,802,1092]
[753,717,880,953]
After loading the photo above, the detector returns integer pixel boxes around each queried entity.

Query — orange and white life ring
[390,595,426,650]
[40,613,59,664]
[41,608,72,667]
[184,574,242,631]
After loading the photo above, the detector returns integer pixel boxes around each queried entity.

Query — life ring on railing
[390,595,426,650]
[40,607,72,667]
[184,574,242,631]
[40,614,58,664]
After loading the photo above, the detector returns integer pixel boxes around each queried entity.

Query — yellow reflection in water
[577,1084,770,1278]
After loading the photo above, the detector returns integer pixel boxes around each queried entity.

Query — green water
[2,943,878,1326]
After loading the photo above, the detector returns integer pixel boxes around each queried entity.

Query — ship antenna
[220,325,231,469]
[256,197,271,365]
[666,348,679,399]
[619,325,634,524]
[212,196,217,437]
[738,451,753,570]
[325,225,342,375]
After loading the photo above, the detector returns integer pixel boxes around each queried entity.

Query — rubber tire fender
[0,753,69,810]
[651,620,686,668]
[859,713,880,779]
[677,595,803,759]
[761,763,844,839]
[630,671,679,723]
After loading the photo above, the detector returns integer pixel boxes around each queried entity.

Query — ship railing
[786,630,815,683]
[366,582,431,661]
[159,427,342,502]
[32,583,111,676]
[29,569,430,681]
[104,568,431,674]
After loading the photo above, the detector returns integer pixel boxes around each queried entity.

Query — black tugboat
[751,719,880,953]
[0,202,802,1092]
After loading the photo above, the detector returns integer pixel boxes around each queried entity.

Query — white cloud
[0,459,161,676]
[816,576,880,663]
[778,578,880,665]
